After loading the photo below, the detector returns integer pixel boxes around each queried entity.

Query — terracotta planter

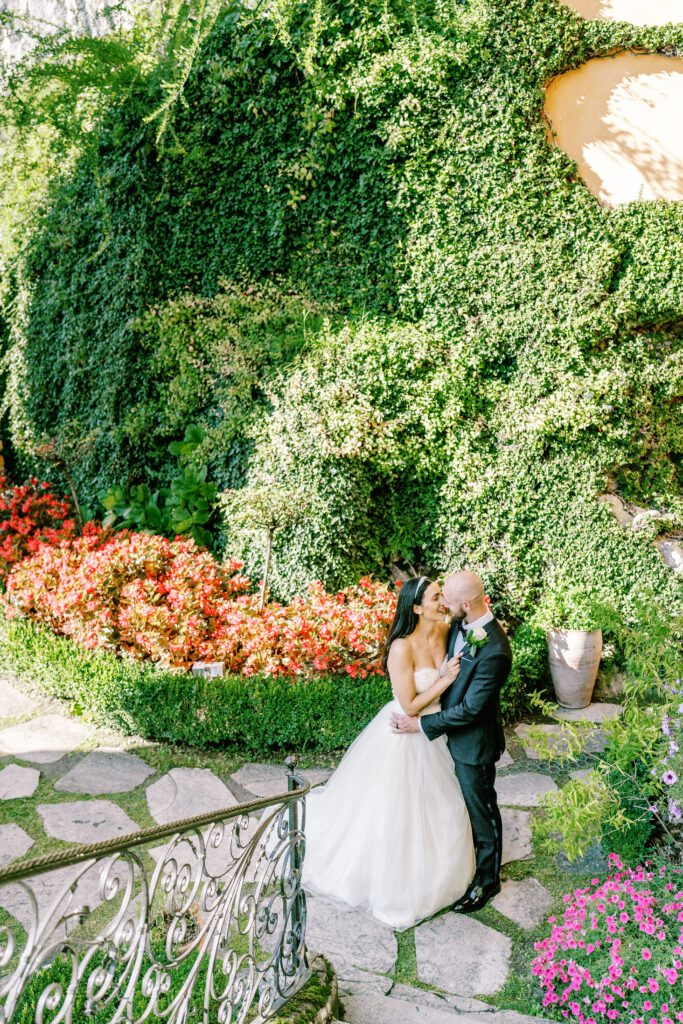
[547,628,603,709]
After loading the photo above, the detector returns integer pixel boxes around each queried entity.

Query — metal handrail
[0,761,310,886]
[0,754,312,1024]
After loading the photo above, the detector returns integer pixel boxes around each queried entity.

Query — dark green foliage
[503,622,549,721]
[100,424,218,546]
[1,0,681,617]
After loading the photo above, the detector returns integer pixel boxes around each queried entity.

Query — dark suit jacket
[420,618,512,765]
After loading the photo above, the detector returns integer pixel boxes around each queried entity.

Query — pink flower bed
[532,855,683,1024]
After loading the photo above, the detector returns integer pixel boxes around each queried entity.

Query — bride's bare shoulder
[387,636,413,666]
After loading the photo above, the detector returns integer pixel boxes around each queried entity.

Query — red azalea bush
[532,855,683,1024]
[3,526,397,675]
[0,477,76,581]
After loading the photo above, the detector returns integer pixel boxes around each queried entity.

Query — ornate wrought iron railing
[0,755,310,1024]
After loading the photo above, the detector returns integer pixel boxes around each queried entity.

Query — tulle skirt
[302,700,476,929]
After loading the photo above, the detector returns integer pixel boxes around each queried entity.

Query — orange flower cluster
[0,477,76,581]
[4,525,397,676]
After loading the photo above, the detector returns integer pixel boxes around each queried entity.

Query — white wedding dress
[302,669,476,929]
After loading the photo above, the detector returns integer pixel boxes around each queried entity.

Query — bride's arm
[387,639,461,717]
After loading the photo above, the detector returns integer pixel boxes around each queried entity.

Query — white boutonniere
[466,626,489,657]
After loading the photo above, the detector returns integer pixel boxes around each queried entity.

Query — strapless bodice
[414,667,440,693]
[395,667,444,716]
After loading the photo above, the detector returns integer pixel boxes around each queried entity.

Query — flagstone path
[0,673,623,1023]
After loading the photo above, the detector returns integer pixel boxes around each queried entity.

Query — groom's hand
[390,713,420,734]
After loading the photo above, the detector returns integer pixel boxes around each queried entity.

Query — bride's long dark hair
[382,576,433,673]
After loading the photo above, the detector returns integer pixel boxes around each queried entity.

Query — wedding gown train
[302,669,476,929]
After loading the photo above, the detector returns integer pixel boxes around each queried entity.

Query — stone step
[414,914,511,996]
[552,702,623,724]
[338,987,554,1024]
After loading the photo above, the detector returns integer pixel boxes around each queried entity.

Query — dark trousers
[453,759,502,889]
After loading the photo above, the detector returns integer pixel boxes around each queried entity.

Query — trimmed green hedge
[0,611,543,749]
[0,613,391,752]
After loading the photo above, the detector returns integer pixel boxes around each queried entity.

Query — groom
[390,571,512,913]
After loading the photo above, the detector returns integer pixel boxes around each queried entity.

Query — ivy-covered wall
[1,0,681,614]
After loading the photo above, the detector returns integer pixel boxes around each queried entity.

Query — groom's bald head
[442,571,487,621]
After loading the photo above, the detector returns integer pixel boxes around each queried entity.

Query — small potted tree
[535,582,603,709]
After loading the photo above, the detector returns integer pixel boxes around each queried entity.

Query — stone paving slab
[491,878,554,930]
[337,967,393,997]
[556,840,607,875]
[497,772,558,808]
[0,823,34,868]
[414,913,511,996]
[341,989,455,1024]
[305,891,397,984]
[0,861,116,934]
[514,724,570,760]
[515,723,606,760]
[146,768,238,825]
[497,751,514,769]
[0,763,40,800]
[391,983,492,1014]
[148,816,259,882]
[0,678,37,719]
[569,768,594,782]
[230,762,333,798]
[340,988,554,1024]
[55,748,154,794]
[483,1015,555,1024]
[501,808,533,864]
[0,714,94,764]
[38,800,138,843]
[553,703,623,723]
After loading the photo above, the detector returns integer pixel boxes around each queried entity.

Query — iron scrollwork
[0,759,310,1024]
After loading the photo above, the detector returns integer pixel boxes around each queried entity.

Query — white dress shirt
[451,608,495,656]
[418,608,495,732]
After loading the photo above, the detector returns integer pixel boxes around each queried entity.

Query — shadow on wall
[560,0,683,26]
[544,52,683,206]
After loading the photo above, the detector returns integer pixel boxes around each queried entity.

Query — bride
[302,576,475,929]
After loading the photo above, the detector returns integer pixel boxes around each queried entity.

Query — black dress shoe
[452,881,501,914]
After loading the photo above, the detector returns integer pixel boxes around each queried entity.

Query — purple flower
[669,799,682,820]
[662,715,671,736]
[670,741,680,756]
[663,770,678,786]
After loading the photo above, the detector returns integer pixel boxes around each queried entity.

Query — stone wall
[0,0,137,65]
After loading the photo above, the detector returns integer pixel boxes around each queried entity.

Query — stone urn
[547,628,603,709]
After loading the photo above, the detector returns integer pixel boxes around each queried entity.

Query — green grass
[9,938,328,1024]
[269,956,335,1023]
[393,928,418,985]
